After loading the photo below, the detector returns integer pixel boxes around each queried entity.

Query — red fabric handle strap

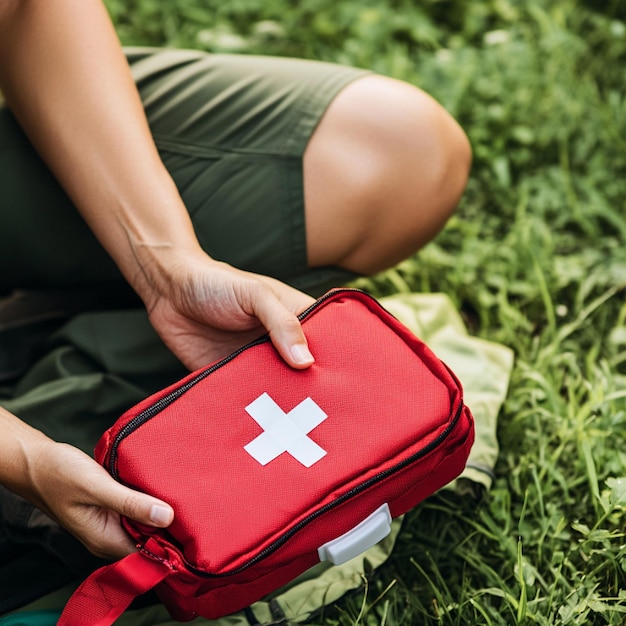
[58,546,173,626]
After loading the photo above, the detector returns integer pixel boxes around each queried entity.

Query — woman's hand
[0,407,174,560]
[139,251,316,372]
[25,439,174,560]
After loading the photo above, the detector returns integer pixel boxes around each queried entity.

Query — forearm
[0,1,315,372]
[0,0,203,301]
[0,405,49,502]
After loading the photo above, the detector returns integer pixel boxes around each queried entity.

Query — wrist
[105,176,208,302]
[129,241,211,310]
[0,407,52,504]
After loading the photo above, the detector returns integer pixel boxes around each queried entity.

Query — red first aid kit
[59,289,474,625]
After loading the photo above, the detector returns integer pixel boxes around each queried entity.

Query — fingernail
[291,344,314,366]
[150,504,173,526]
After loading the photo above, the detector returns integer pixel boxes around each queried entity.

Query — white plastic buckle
[317,503,392,566]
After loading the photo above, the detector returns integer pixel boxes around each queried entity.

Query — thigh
[131,48,368,294]
[0,49,368,295]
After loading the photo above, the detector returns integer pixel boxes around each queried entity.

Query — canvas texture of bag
[52,289,475,625]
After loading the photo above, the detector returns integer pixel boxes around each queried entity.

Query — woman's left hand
[140,251,316,371]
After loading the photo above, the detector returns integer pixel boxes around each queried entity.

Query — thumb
[97,474,174,528]
[252,290,315,369]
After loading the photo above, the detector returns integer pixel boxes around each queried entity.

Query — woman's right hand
[0,406,174,561]
[24,438,174,560]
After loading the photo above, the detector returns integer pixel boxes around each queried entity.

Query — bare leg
[303,75,471,276]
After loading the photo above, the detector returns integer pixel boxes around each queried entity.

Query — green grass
[104,1,626,623]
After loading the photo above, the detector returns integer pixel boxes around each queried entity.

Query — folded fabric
[380,293,514,493]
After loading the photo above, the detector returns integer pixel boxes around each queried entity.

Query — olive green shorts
[0,48,369,296]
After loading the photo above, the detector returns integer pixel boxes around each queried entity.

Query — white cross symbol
[243,392,328,467]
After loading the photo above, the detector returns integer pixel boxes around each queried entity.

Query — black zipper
[106,287,467,577]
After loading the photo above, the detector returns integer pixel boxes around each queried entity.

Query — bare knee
[304,74,471,275]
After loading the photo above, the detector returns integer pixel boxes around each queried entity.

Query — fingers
[88,513,137,560]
